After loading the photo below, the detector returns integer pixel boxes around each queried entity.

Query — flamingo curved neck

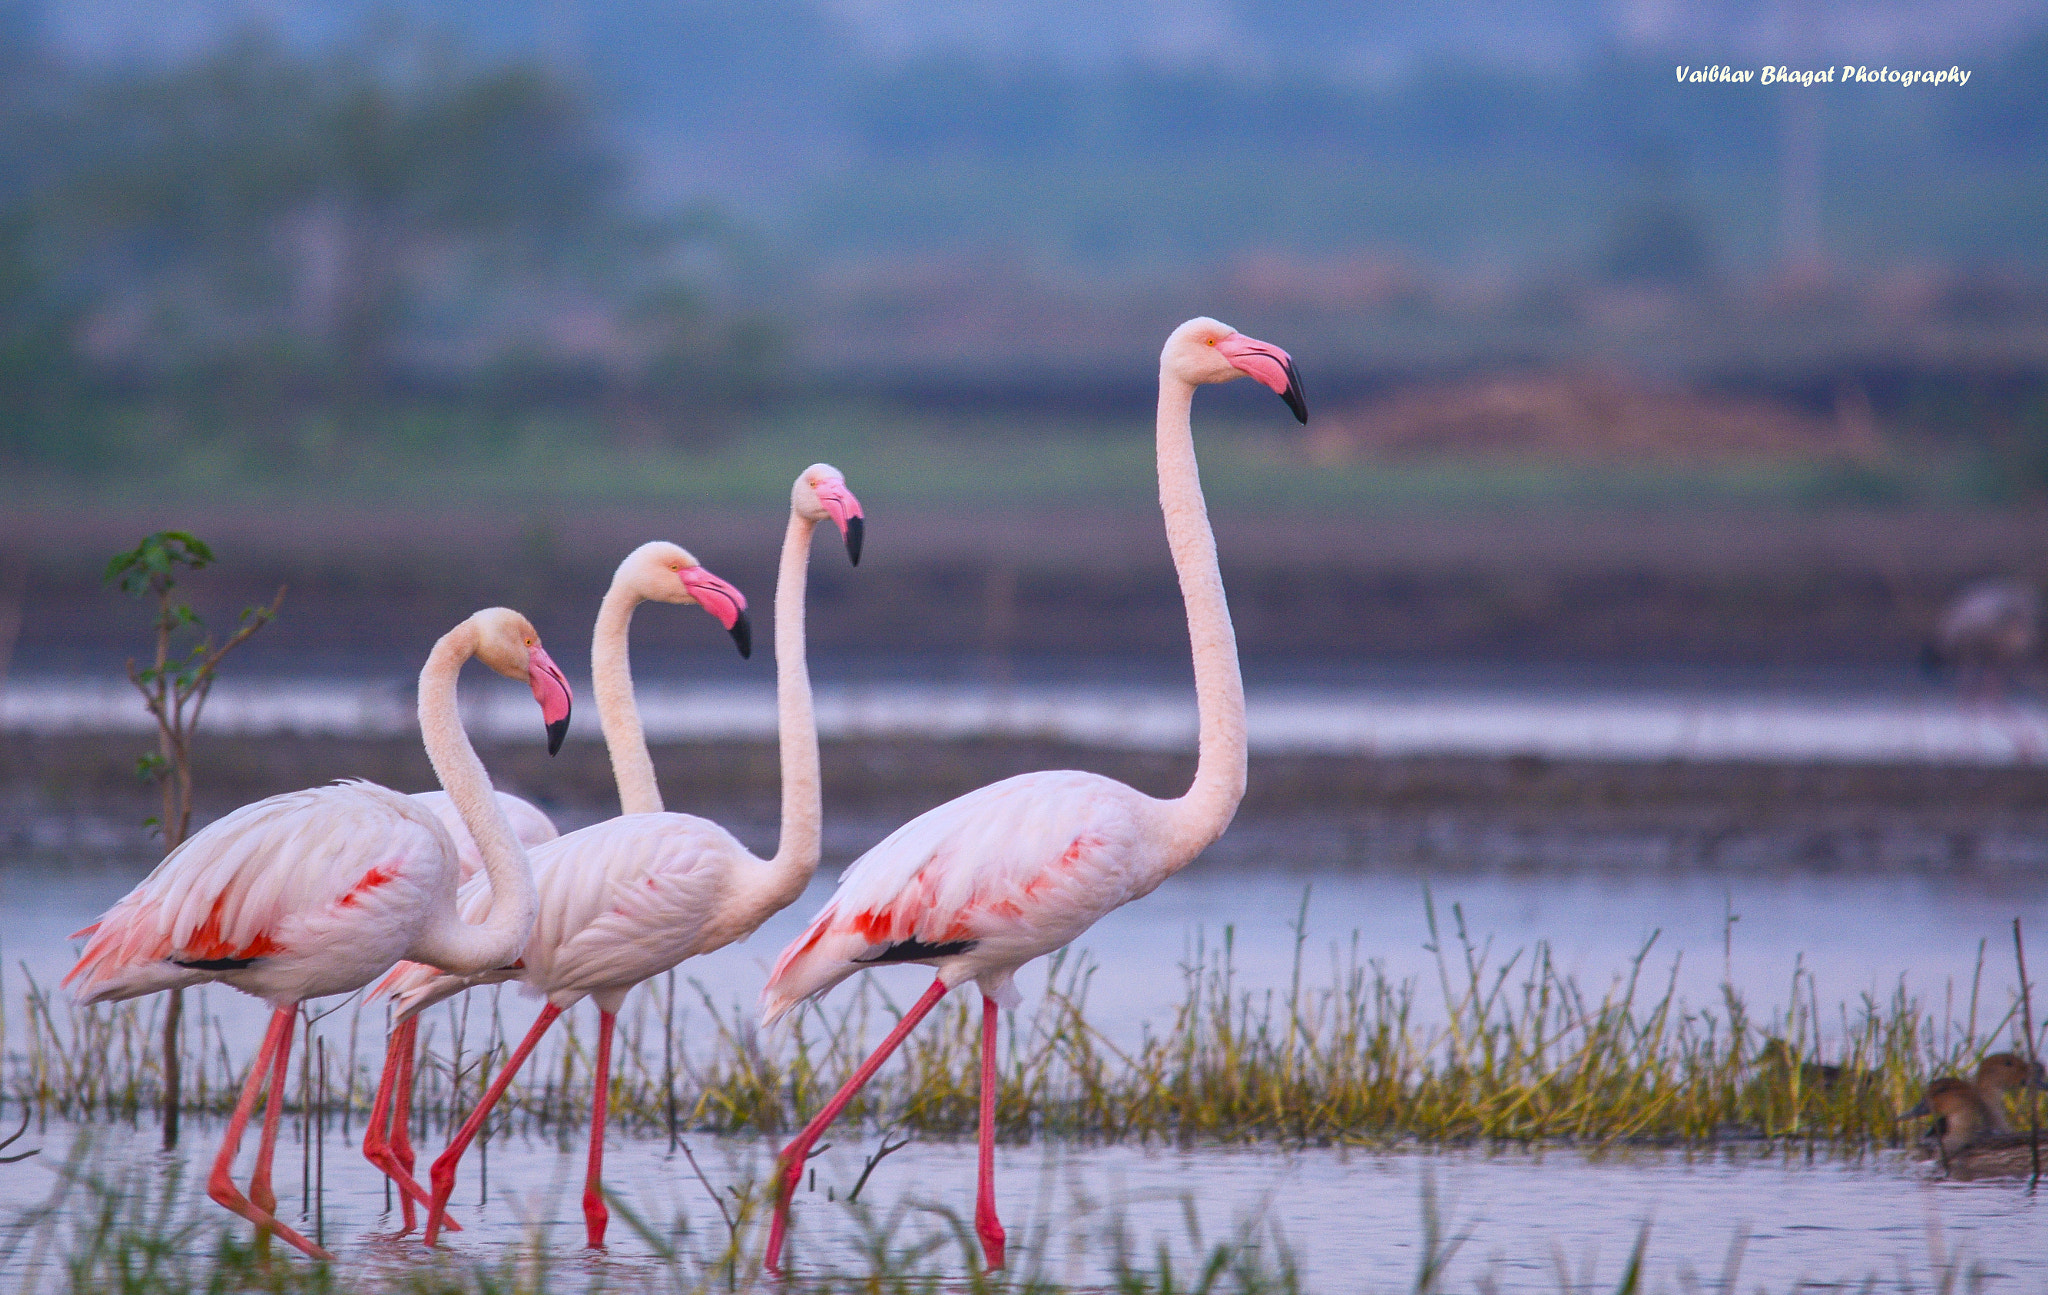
[761,509,823,907]
[411,626,538,973]
[1156,374,1247,863]
[593,580,663,815]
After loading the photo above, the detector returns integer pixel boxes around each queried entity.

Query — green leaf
[104,532,218,597]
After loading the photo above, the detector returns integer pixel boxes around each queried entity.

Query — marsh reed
[4,896,2039,1150]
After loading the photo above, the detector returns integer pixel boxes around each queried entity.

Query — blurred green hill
[2,6,2046,495]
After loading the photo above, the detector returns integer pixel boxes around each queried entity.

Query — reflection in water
[0,1122,2039,1292]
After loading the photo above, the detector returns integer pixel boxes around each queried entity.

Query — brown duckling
[1973,1052,2048,1134]
[1906,1077,2046,1180]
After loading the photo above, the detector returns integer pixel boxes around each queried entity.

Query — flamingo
[1925,577,2040,697]
[756,318,1304,1275]
[64,607,567,1260]
[360,545,752,1232]
[412,791,559,878]
[387,465,862,1248]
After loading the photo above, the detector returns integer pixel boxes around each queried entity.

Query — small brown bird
[1756,1038,1865,1091]
[1905,1077,2046,1180]
[1973,1051,2048,1134]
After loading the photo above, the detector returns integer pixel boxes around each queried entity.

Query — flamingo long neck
[759,508,823,908]
[410,626,538,973]
[593,579,662,815]
[1157,375,1247,863]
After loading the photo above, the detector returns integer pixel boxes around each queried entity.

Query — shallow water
[6,857,2042,1063]
[2,1117,2041,1292]
[8,661,2048,1289]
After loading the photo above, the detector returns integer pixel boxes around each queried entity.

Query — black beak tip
[731,611,753,659]
[1281,361,1308,425]
[546,714,569,757]
[844,514,864,566]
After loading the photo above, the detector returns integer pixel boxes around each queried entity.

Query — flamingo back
[66,781,459,1006]
[384,811,754,1018]
[412,790,559,881]
[762,770,1157,1024]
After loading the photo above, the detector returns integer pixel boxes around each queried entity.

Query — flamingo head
[470,607,574,754]
[1161,316,1307,424]
[616,541,752,659]
[794,463,865,566]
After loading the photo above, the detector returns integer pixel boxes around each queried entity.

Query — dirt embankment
[7,504,2047,669]
[11,732,2048,878]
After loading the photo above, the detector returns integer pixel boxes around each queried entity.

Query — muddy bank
[8,732,2047,878]
[9,504,2048,670]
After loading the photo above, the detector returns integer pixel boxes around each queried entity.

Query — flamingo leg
[975,994,1005,1270]
[583,1010,616,1248]
[362,1018,409,1228]
[363,1017,453,1232]
[391,1018,455,1229]
[247,1008,297,1240]
[765,977,949,1274]
[424,1003,563,1246]
[206,1007,330,1261]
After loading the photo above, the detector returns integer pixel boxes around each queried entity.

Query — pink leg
[390,1019,456,1230]
[248,1008,296,1236]
[206,1007,330,1261]
[423,1003,563,1246]
[362,1018,410,1228]
[765,977,950,1275]
[976,994,1005,1269]
[583,1010,616,1248]
[363,1018,452,1232]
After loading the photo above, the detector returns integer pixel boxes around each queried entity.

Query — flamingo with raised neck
[361,541,752,1231]
[389,466,862,1247]
[756,317,1305,1274]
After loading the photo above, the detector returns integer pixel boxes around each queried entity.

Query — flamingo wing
[67,781,452,1003]
[763,770,1151,1023]
[385,812,742,1017]
[532,814,739,1000]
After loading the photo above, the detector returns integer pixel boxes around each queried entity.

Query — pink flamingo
[64,608,567,1260]
[757,319,1303,1274]
[386,466,862,1248]
[412,791,559,877]
[361,545,752,1232]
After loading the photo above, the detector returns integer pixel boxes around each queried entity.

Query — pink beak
[815,479,866,565]
[680,565,753,658]
[1214,332,1308,424]
[526,644,573,754]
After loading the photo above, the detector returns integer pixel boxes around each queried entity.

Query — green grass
[6,896,2039,1151]
[9,402,1972,514]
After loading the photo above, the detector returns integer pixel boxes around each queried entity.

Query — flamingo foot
[977,1212,1007,1271]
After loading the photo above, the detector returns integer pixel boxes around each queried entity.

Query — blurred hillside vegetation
[2,0,2047,509]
